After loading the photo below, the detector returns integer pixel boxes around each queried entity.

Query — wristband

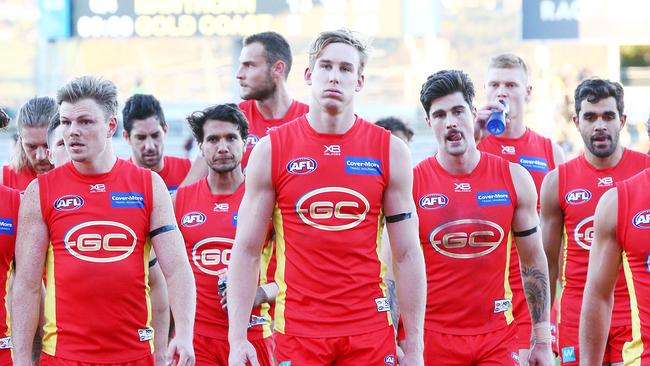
[532,321,552,344]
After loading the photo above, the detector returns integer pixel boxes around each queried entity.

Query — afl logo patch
[54,195,84,211]
[633,209,650,229]
[419,193,448,210]
[181,211,206,227]
[287,157,317,175]
[565,189,592,205]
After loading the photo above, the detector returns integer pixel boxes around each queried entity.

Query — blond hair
[308,29,369,74]
[11,96,58,170]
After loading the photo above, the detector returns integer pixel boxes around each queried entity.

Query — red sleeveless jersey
[0,185,19,363]
[414,152,517,334]
[175,179,268,340]
[269,116,391,337]
[616,168,650,363]
[239,99,308,170]
[478,127,555,330]
[38,159,154,363]
[558,149,650,329]
[2,164,37,191]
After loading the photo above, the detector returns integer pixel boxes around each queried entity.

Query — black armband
[385,212,412,223]
[149,224,176,238]
[513,226,538,237]
[148,257,158,268]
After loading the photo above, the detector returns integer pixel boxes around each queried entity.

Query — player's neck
[207,168,245,195]
[584,145,625,169]
[305,104,356,134]
[72,146,117,175]
[255,86,292,119]
[436,148,481,175]
[501,119,526,139]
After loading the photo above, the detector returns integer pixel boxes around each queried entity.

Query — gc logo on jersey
[419,193,449,210]
[429,219,504,259]
[565,189,592,205]
[191,237,233,275]
[64,221,137,263]
[54,195,84,211]
[287,157,317,175]
[633,209,650,229]
[574,216,594,250]
[181,212,206,227]
[295,187,370,231]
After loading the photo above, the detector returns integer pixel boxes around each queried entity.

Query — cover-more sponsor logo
[295,187,370,231]
[476,190,511,206]
[519,156,549,172]
[344,156,382,176]
[287,157,317,175]
[110,192,144,209]
[633,209,650,229]
[191,237,233,275]
[64,221,137,263]
[419,193,449,210]
[429,219,504,259]
[0,218,15,235]
[574,216,594,250]
[181,211,206,227]
[565,188,591,205]
[54,195,85,211]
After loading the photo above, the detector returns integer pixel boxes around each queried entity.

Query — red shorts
[193,333,272,366]
[558,323,629,364]
[40,353,154,366]
[424,326,519,366]
[274,326,396,366]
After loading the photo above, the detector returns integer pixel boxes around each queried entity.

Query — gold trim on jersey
[259,238,275,338]
[503,232,514,325]
[272,204,287,334]
[144,239,153,353]
[622,252,643,365]
[43,242,57,355]
[375,209,392,326]
[559,225,568,324]
[3,261,13,336]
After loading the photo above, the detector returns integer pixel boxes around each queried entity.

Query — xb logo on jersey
[429,219,504,259]
[295,187,370,231]
[574,216,595,250]
[191,237,233,275]
[64,221,137,263]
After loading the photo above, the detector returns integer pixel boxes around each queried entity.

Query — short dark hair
[574,78,624,116]
[375,117,414,141]
[244,31,293,79]
[420,70,475,116]
[47,111,61,145]
[186,103,249,143]
[122,94,166,135]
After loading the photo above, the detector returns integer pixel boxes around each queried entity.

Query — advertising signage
[71,0,402,38]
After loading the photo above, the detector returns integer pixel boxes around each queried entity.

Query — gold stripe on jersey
[3,261,13,336]
[144,240,153,353]
[559,225,568,324]
[622,252,643,365]
[272,205,287,333]
[259,239,274,338]
[43,242,57,355]
[375,211,392,326]
[502,233,515,325]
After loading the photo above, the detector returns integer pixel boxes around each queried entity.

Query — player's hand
[166,335,195,366]
[399,342,424,366]
[474,101,510,142]
[228,340,260,366]
[527,341,553,366]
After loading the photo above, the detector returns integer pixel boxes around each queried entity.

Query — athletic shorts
[0,348,11,366]
[40,353,154,366]
[274,326,396,366]
[512,292,532,349]
[558,323,630,364]
[424,326,519,366]
[193,333,272,366]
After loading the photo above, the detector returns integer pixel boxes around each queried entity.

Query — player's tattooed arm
[521,266,549,323]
